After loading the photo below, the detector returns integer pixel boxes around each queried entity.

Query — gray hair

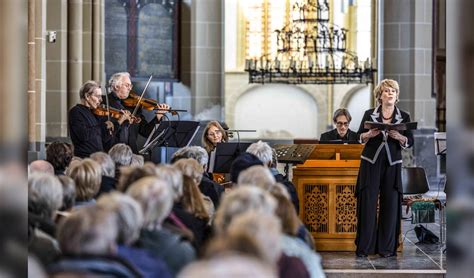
[171,146,209,167]
[126,177,173,228]
[237,165,276,191]
[214,186,276,234]
[97,192,144,245]
[155,164,183,201]
[57,206,117,255]
[109,143,133,167]
[90,152,116,178]
[57,175,76,211]
[246,141,273,166]
[28,173,63,220]
[79,80,101,100]
[108,72,130,92]
[130,154,145,167]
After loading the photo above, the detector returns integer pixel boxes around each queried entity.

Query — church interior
[2,0,474,276]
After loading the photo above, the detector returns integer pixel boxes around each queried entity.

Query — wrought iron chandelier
[245,0,376,85]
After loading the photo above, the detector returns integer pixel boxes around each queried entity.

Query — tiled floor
[320,189,446,277]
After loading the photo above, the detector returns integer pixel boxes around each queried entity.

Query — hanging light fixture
[245,0,376,85]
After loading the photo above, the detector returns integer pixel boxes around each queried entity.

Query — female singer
[355,79,414,258]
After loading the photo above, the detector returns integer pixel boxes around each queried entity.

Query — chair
[401,167,430,195]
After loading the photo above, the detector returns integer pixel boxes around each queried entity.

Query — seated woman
[201,121,228,154]
[320,108,358,142]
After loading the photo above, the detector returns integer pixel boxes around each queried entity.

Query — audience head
[28,173,63,220]
[178,254,275,278]
[271,148,279,169]
[126,177,173,229]
[237,165,276,191]
[68,159,101,201]
[57,175,76,211]
[269,185,299,236]
[57,206,117,256]
[130,154,145,167]
[173,158,204,185]
[90,152,115,178]
[46,142,73,174]
[214,186,276,234]
[97,192,144,245]
[202,121,228,153]
[170,146,209,168]
[29,160,54,175]
[227,212,282,265]
[117,164,157,192]
[246,141,273,167]
[229,152,263,183]
[155,164,183,201]
[108,143,133,167]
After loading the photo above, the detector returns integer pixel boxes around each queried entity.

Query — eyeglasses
[336,122,349,127]
[207,130,222,137]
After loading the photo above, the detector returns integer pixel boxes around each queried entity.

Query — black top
[357,105,414,165]
[103,92,159,153]
[68,104,108,158]
[320,128,358,142]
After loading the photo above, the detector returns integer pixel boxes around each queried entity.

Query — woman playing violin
[68,80,124,158]
[104,72,170,153]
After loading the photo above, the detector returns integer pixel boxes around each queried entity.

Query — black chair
[401,167,430,195]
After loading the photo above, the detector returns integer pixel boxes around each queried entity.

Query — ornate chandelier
[244,0,376,85]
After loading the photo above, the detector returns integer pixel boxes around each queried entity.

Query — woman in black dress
[355,79,414,257]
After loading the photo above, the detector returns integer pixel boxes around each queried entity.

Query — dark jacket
[320,128,358,142]
[104,92,159,153]
[200,173,223,208]
[96,175,117,197]
[48,255,142,277]
[357,105,414,165]
[117,245,172,278]
[68,104,109,158]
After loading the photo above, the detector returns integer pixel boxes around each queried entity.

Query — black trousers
[355,149,402,255]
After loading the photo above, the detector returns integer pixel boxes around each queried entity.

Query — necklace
[382,114,393,120]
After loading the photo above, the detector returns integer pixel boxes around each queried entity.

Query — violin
[123,92,162,111]
[92,106,141,124]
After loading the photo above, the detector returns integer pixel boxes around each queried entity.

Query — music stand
[208,142,252,173]
[140,121,200,160]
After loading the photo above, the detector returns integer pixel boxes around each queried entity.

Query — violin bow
[103,83,111,122]
[131,75,153,117]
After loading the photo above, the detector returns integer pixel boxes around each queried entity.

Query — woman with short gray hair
[90,152,117,196]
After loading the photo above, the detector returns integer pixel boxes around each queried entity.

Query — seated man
[320,108,358,142]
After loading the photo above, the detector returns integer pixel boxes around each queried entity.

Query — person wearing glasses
[105,72,170,153]
[319,108,358,142]
[68,80,118,158]
[202,121,229,154]
[354,79,414,258]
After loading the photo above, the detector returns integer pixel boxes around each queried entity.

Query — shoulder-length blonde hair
[68,159,101,201]
[201,121,228,153]
[373,79,400,105]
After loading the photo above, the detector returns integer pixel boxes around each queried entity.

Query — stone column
[28,0,36,152]
[68,0,83,109]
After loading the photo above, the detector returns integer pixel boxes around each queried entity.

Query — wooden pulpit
[292,144,363,251]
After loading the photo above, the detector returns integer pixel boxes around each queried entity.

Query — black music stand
[140,121,200,162]
[208,142,252,173]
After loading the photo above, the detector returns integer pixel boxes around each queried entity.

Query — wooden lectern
[292,144,363,251]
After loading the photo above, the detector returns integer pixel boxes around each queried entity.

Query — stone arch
[232,84,319,139]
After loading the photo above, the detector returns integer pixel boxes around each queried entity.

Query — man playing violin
[105,72,170,153]
[68,80,129,158]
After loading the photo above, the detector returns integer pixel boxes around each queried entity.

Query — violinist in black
[105,72,170,153]
[320,108,358,142]
[354,79,414,258]
[68,81,116,158]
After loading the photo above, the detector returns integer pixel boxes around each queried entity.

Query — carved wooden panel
[335,184,357,233]
[304,184,329,233]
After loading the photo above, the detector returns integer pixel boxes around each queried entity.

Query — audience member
[90,152,117,196]
[67,159,101,207]
[46,142,73,175]
[29,160,54,175]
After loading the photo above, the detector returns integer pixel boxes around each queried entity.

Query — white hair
[237,165,276,191]
[108,72,130,91]
[108,143,133,167]
[171,146,209,167]
[28,173,63,219]
[90,152,116,178]
[246,141,273,166]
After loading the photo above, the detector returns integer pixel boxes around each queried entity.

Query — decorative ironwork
[245,0,376,84]
[335,184,357,233]
[304,184,329,233]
